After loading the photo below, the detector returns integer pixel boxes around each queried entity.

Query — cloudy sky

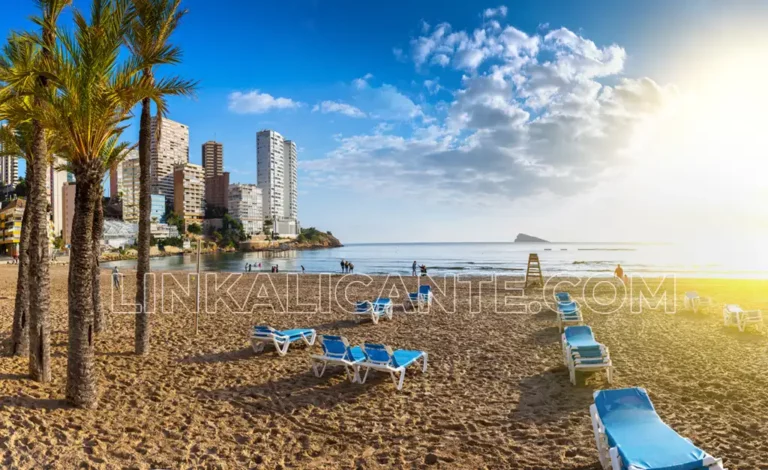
[3,0,768,243]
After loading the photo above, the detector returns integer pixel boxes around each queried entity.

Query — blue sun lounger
[590,388,725,470]
[562,325,612,385]
[357,343,428,390]
[250,325,316,356]
[555,292,572,303]
[310,335,366,382]
[557,300,583,332]
[352,298,393,324]
[407,284,433,309]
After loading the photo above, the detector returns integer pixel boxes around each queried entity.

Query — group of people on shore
[244,262,263,272]
[340,260,354,273]
[412,260,428,276]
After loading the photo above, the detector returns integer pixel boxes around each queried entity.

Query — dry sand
[0,266,767,469]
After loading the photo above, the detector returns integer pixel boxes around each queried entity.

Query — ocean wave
[577,248,636,251]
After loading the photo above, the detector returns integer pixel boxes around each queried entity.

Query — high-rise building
[0,198,24,256]
[150,117,189,202]
[150,194,165,222]
[204,172,229,213]
[283,140,298,220]
[120,154,140,222]
[228,183,263,236]
[49,157,68,237]
[201,141,223,179]
[0,155,18,187]
[109,148,137,198]
[62,182,77,245]
[173,162,205,227]
[257,129,300,228]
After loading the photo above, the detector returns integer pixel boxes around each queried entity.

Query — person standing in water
[301,265,305,274]
[340,259,345,273]
[412,260,417,276]
[614,264,624,280]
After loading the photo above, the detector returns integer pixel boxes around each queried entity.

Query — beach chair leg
[569,366,576,385]
[608,447,622,470]
[360,367,371,384]
[312,360,327,377]
[392,370,406,390]
[606,366,613,384]
[371,313,379,325]
[421,353,428,373]
[304,331,317,346]
[275,339,290,356]
[589,405,609,470]
[343,365,358,382]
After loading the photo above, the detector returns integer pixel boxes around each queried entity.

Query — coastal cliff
[514,233,549,243]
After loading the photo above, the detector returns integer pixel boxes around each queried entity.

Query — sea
[101,241,768,279]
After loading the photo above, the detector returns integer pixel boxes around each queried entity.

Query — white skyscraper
[283,140,297,220]
[257,130,298,235]
[120,151,140,222]
[150,117,189,202]
[49,157,68,237]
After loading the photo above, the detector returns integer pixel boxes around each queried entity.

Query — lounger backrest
[594,387,657,424]
[564,325,594,342]
[253,325,278,337]
[559,301,578,311]
[419,285,431,295]
[320,335,350,358]
[555,292,571,302]
[356,301,371,312]
[362,343,394,365]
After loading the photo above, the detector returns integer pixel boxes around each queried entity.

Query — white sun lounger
[357,343,428,390]
[250,325,316,356]
[352,298,393,324]
[723,304,762,332]
[562,325,613,385]
[684,291,714,314]
[557,300,583,332]
[407,284,433,310]
[310,335,366,382]
[590,387,725,470]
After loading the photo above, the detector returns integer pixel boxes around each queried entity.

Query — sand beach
[0,266,767,468]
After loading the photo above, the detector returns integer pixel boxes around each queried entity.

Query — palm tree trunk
[66,170,99,409]
[92,189,104,333]
[135,95,151,355]
[11,164,34,356]
[28,121,51,382]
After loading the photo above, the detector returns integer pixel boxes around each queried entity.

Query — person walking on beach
[348,262,354,273]
[112,266,121,290]
[614,264,624,280]
[420,264,428,276]
[301,265,305,274]
[340,259,345,273]
[412,260,417,276]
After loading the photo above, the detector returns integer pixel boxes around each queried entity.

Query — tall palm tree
[0,29,61,379]
[39,0,158,408]
[0,122,34,356]
[26,0,71,382]
[125,0,196,355]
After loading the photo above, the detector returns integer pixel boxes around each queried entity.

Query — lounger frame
[250,327,316,356]
[723,304,762,332]
[589,402,726,470]
[562,333,613,385]
[557,302,583,332]
[357,345,428,390]
[683,292,714,314]
[352,300,393,324]
[310,335,364,382]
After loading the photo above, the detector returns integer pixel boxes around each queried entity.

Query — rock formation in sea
[514,233,549,243]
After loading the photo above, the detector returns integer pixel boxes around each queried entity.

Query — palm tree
[0,29,61,379]
[27,0,71,381]
[125,0,196,355]
[38,0,157,408]
[0,122,34,356]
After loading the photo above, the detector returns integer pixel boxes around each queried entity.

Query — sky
[2,0,768,243]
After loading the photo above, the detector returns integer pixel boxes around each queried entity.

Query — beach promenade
[0,266,766,468]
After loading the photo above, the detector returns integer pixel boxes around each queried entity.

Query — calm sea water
[102,241,768,279]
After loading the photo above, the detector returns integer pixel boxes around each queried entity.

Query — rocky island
[514,233,549,243]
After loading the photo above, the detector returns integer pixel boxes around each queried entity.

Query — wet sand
[0,266,767,469]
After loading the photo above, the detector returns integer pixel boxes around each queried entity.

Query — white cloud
[312,100,367,118]
[305,12,672,204]
[352,73,374,90]
[483,6,508,18]
[228,90,302,114]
